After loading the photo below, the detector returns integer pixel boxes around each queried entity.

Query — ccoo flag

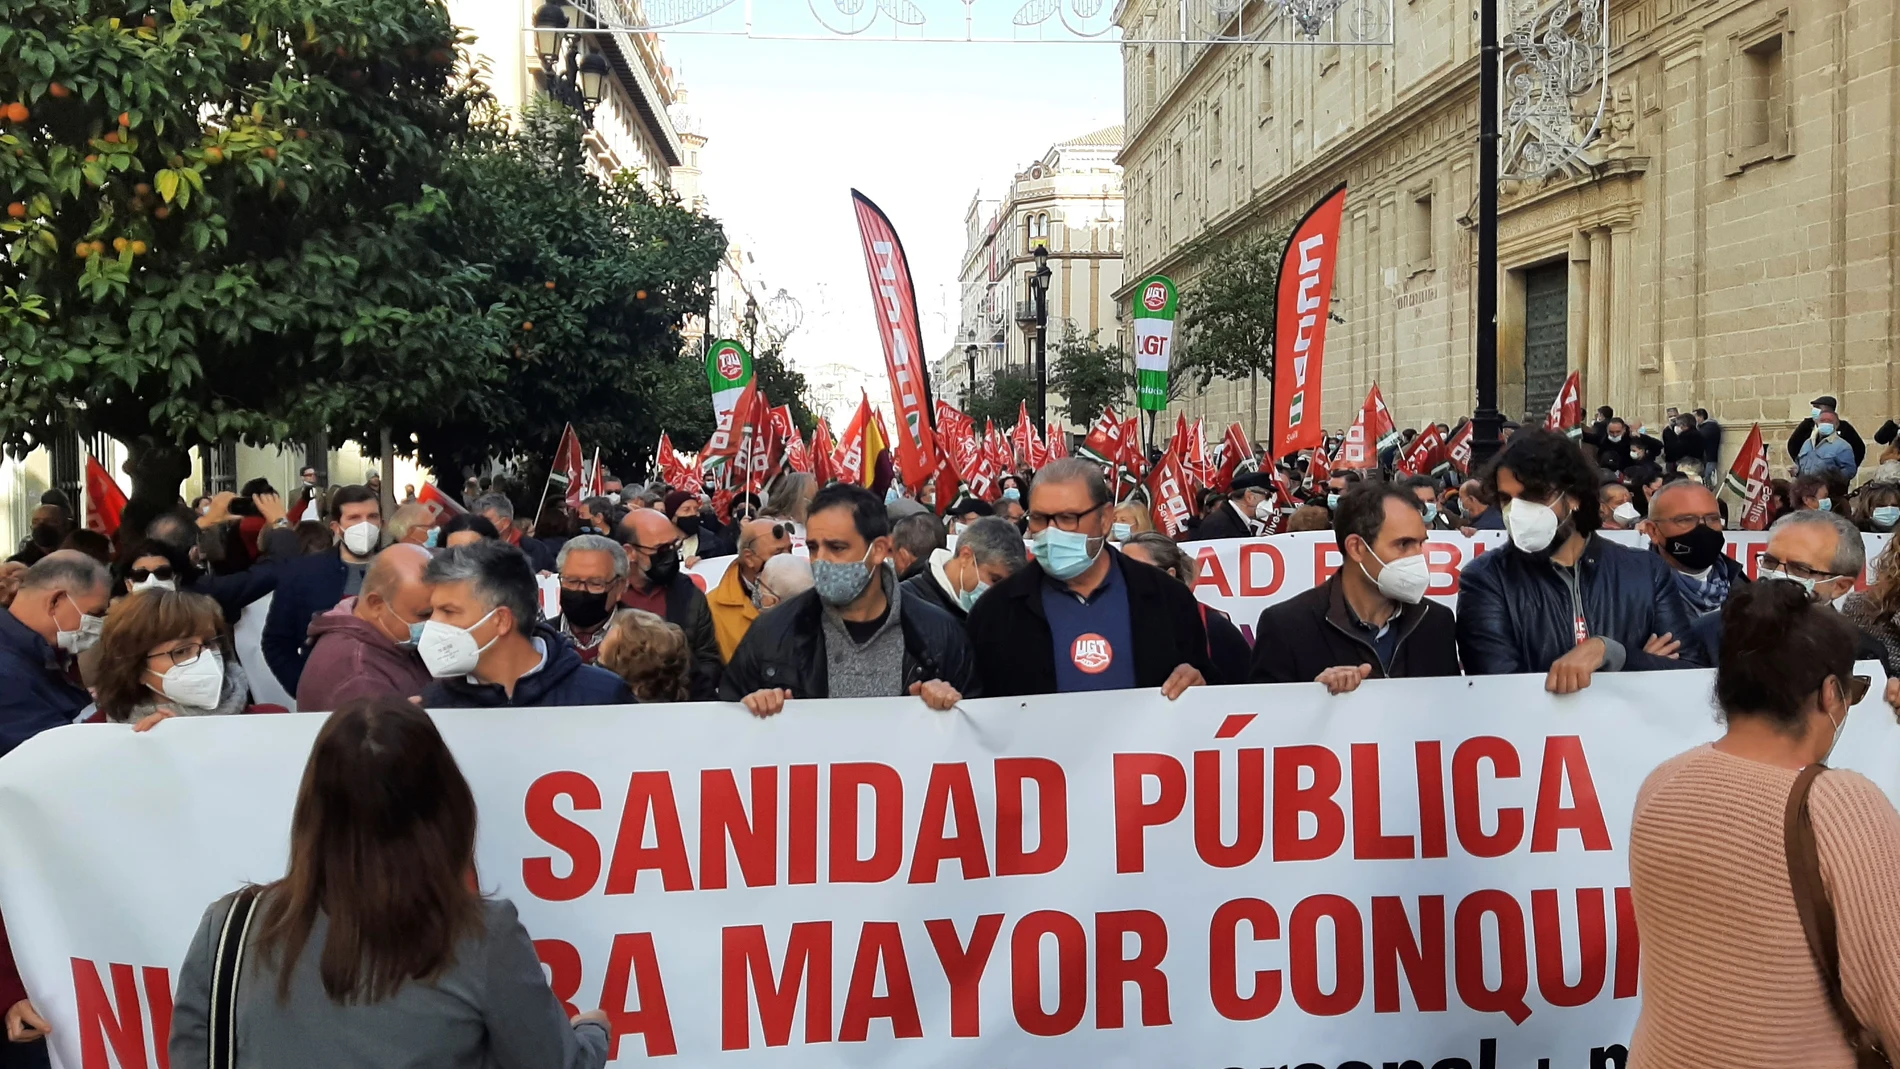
[704,338,754,420]
[1270,183,1349,458]
[1723,422,1776,531]
[851,190,938,493]
[1131,274,1177,412]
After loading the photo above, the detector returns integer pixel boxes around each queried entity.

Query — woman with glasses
[113,539,194,598]
[93,589,255,725]
[1627,579,1900,1069]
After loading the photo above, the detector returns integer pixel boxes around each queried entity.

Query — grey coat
[170,893,607,1069]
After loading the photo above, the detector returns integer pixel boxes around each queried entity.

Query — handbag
[1784,763,1894,1069]
[207,887,261,1069]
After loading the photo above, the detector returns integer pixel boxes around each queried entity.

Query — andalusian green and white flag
[1132,274,1177,412]
[705,338,755,419]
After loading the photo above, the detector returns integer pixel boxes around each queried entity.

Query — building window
[1407,189,1434,273]
[1144,48,1157,110]
[1172,141,1184,196]
[1257,54,1273,123]
[1210,105,1223,164]
[1727,18,1789,174]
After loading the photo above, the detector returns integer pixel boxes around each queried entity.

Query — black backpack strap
[208,887,261,1069]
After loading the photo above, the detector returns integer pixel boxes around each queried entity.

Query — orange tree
[0,0,502,528]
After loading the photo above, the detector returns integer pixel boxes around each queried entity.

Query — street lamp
[1030,244,1051,428]
[531,0,607,126]
[1470,0,1504,469]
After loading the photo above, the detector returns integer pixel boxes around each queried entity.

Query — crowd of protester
[0,398,1898,1067]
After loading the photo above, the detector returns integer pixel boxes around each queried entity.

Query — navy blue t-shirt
[1040,553,1138,692]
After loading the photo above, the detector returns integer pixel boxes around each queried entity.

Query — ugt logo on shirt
[1071,633,1114,674]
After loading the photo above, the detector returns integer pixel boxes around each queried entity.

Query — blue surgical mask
[1872,506,1900,529]
[1327,493,1341,511]
[1812,407,1824,420]
[424,527,440,548]
[1818,422,1837,438]
[1765,570,1820,597]
[1819,498,1834,512]
[1033,526,1101,581]
[1111,522,1133,541]
[1423,502,1438,524]
[1003,488,1021,502]
[957,578,989,613]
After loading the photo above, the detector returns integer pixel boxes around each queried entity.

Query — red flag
[834,395,875,488]
[552,423,585,509]
[1271,183,1349,457]
[1169,413,1190,464]
[935,402,979,485]
[416,482,467,526]
[932,466,960,516]
[1543,371,1583,435]
[1182,419,1214,488]
[810,418,838,485]
[1213,423,1249,493]
[1334,384,1397,471]
[710,488,736,524]
[1446,421,1475,476]
[1145,452,1196,539]
[84,455,127,537]
[983,420,1011,476]
[704,383,758,463]
[656,433,700,493]
[736,402,784,496]
[1724,422,1775,531]
[851,190,938,492]
[1397,423,1448,477]
[1116,418,1147,479]
[1308,443,1332,487]
[772,407,812,474]
[1012,402,1047,469]
[1079,406,1125,464]
[1045,423,1069,460]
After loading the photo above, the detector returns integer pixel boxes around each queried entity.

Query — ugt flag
[705,338,754,420]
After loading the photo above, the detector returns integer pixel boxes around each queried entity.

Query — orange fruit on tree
[544,280,556,289]
[143,14,156,27]
[134,182,152,196]
[522,321,533,331]
[103,131,119,144]
[3,102,28,124]
[204,146,224,163]
[74,241,89,258]
[112,237,129,252]
[635,289,647,300]
[48,82,70,99]
[5,202,24,219]
[261,146,277,160]
[296,129,309,140]
[118,112,131,127]
[130,240,147,255]
[154,205,171,219]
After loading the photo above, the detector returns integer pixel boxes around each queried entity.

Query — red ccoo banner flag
[1270,183,1348,458]
[84,455,127,537]
[1544,370,1583,436]
[1724,422,1776,531]
[851,190,938,493]
[551,423,586,509]
[1145,451,1197,538]
[1445,420,1475,476]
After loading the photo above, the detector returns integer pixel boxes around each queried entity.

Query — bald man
[1640,479,1745,616]
[296,543,435,711]
[707,519,793,661]
[616,508,723,699]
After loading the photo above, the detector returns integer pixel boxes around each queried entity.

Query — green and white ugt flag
[1132,274,1177,412]
[705,338,755,419]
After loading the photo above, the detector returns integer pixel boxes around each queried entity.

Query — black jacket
[1202,604,1252,686]
[1580,429,1662,474]
[689,526,735,560]
[1689,606,1899,678]
[718,581,977,701]
[901,568,965,622]
[1787,417,1867,468]
[629,574,722,700]
[1250,573,1460,683]
[189,527,299,624]
[966,550,1213,696]
[1697,419,1723,463]
[1456,534,1696,674]
[423,623,633,707]
[1192,500,1256,542]
[261,547,350,694]
[1660,424,1699,465]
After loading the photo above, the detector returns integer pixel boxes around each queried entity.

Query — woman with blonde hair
[169,697,611,1068]
[94,589,252,725]
[598,609,692,703]
[1844,536,1900,669]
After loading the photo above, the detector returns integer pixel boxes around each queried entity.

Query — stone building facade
[935,128,1127,418]
[1116,0,1900,473]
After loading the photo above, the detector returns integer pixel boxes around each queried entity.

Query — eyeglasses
[1654,512,1723,531]
[129,565,175,583]
[1758,553,1847,583]
[150,639,209,668]
[627,539,684,556]
[1026,502,1106,533]
[1846,675,1873,706]
[559,576,620,594]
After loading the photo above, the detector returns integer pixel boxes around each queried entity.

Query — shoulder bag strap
[1785,763,1893,1069]
[207,887,261,1069]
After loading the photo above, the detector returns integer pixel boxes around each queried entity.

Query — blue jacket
[422,624,634,708]
[0,609,94,757]
[1456,534,1697,674]
[261,548,349,695]
[1796,435,1859,481]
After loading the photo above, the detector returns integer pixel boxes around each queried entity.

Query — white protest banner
[1,668,1896,1069]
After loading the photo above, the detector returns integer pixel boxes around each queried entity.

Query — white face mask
[149,649,225,710]
[131,577,177,594]
[55,597,105,654]
[1361,547,1431,605]
[1253,499,1275,520]
[1611,502,1641,526]
[417,609,502,679]
[340,521,380,557]
[1504,497,1563,555]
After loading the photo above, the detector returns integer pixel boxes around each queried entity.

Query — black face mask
[1664,523,1725,572]
[675,515,701,537]
[644,546,682,586]
[559,587,614,629]
[29,523,61,550]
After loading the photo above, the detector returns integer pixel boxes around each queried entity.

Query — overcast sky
[662,31,1122,421]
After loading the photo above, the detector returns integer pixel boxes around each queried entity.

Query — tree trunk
[120,437,194,541]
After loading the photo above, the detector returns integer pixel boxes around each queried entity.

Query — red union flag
[551,423,585,509]
[935,402,977,483]
[834,395,875,488]
[1544,370,1583,435]
[1724,422,1776,531]
[851,190,938,492]
[1045,423,1069,460]
[1145,452,1196,538]
[1334,384,1396,470]
[1308,440,1333,486]
[1079,406,1124,464]
[1213,422,1249,492]
[1116,417,1147,478]
[1397,423,1448,477]
[773,407,811,474]
[1271,183,1348,457]
[83,454,127,537]
[703,383,758,462]
[656,432,700,493]
[1446,420,1475,475]
[1012,401,1047,469]
[809,418,838,485]
[417,482,466,524]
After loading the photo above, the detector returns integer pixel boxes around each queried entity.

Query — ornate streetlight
[1030,244,1051,428]
[532,1,610,125]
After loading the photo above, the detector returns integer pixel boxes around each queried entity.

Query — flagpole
[531,422,572,531]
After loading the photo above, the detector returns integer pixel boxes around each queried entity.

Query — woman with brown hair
[1844,536,1900,669]
[169,697,611,1068]
[598,608,691,702]
[94,589,252,724]
[1628,579,1900,1068]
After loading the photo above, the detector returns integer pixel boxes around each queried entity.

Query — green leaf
[171,0,191,23]
[155,169,179,202]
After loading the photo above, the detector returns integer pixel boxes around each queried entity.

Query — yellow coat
[706,560,758,663]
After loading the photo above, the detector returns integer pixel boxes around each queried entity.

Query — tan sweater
[1629,744,1900,1069]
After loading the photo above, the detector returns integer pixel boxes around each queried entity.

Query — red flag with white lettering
[1724,422,1776,531]
[851,190,938,492]
[1446,420,1475,476]
[551,423,585,509]
[1212,423,1249,493]
[1308,442,1332,487]
[810,419,838,485]
[1397,423,1448,477]
[1334,384,1397,470]
[1079,406,1125,465]
[773,407,812,474]
[1271,183,1349,457]
[417,482,466,525]
[1045,423,1069,460]
[1145,451,1196,538]
[1544,370,1583,436]
[84,455,127,537]
[1012,401,1047,470]
[1117,418,1147,479]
